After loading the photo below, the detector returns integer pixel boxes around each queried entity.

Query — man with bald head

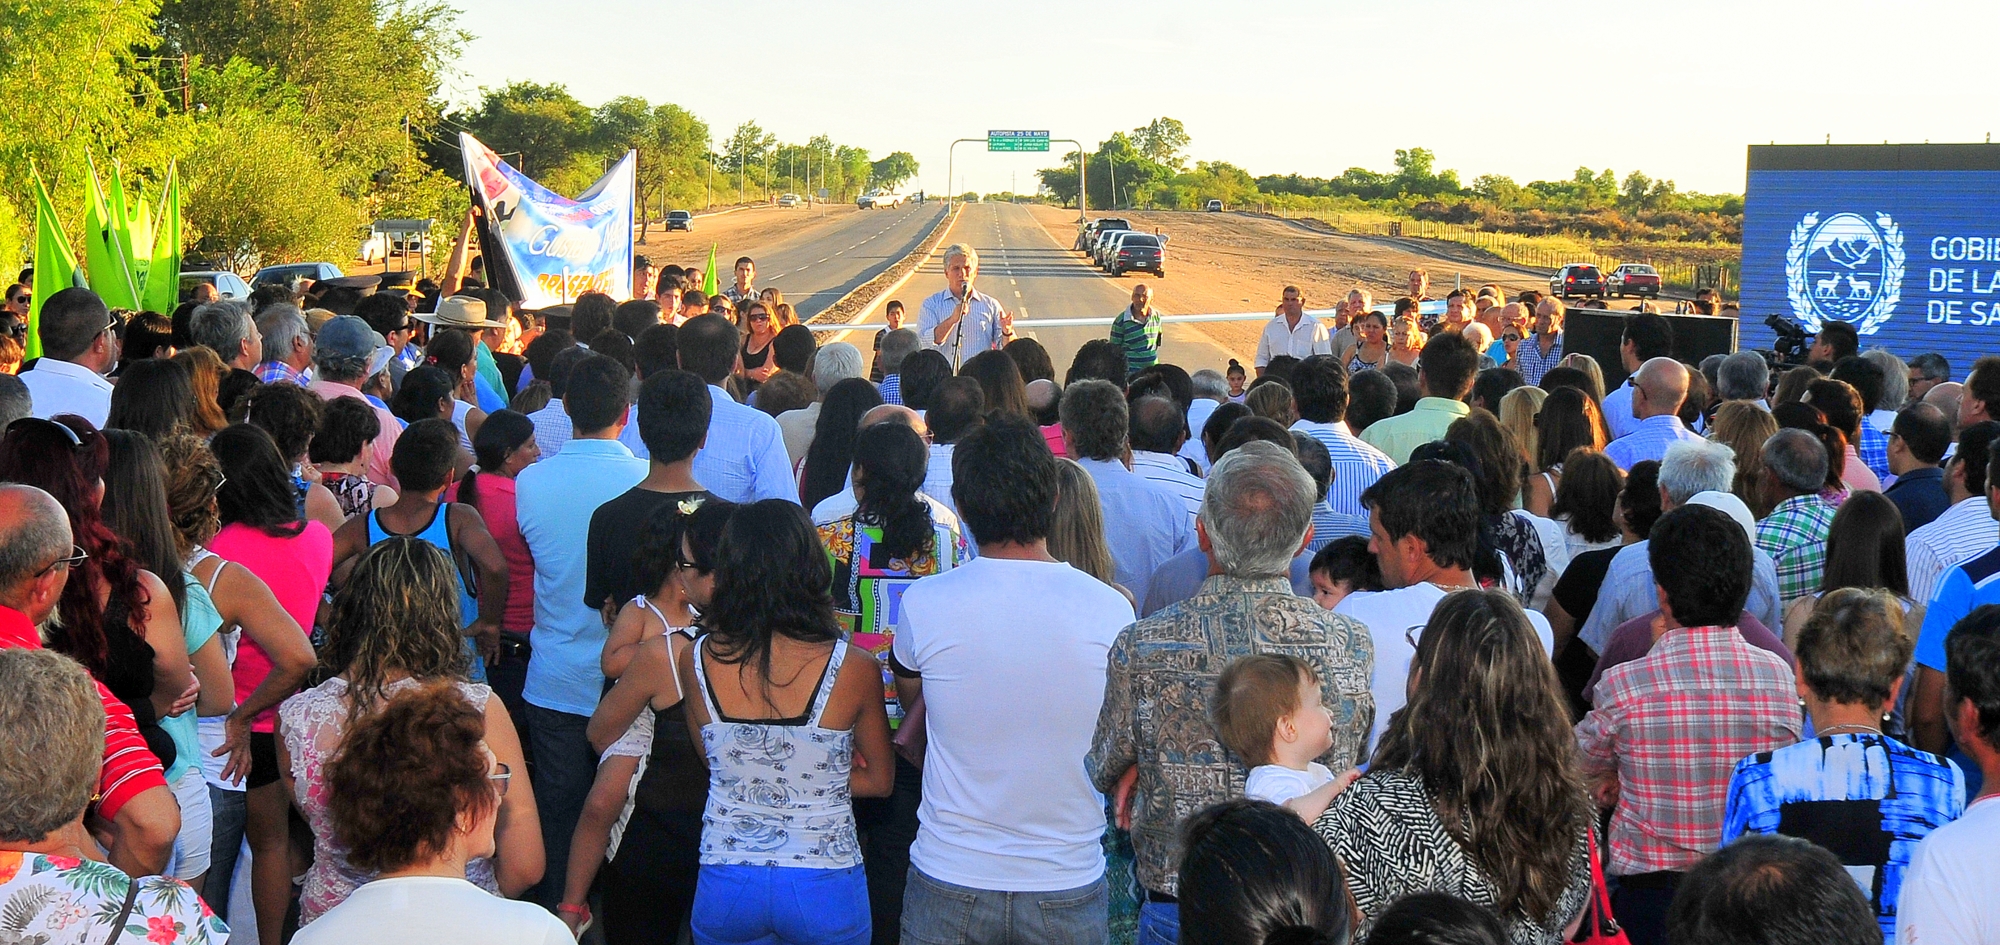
[1605,357,1701,470]
[0,484,179,877]
[808,404,955,531]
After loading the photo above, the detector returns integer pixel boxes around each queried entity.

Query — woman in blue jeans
[677,500,894,945]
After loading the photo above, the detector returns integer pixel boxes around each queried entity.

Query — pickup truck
[857,190,904,209]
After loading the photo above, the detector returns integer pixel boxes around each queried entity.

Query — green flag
[26,171,78,362]
[83,155,140,311]
[703,242,719,296]
[139,165,181,316]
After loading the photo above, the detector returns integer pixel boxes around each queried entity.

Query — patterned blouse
[819,514,971,726]
[1314,770,1593,945]
[0,852,226,944]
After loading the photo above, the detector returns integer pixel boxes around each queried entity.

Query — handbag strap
[103,876,141,945]
[1577,827,1626,944]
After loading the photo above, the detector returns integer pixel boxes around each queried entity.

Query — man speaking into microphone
[918,243,1015,369]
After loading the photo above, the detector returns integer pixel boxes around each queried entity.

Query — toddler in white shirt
[1213,653,1360,822]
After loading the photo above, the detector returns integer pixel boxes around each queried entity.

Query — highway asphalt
[828,201,1245,377]
[734,202,946,320]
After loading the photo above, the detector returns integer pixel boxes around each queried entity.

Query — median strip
[808,203,962,328]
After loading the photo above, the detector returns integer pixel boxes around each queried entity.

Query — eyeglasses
[37,545,88,577]
[6,416,89,450]
[1502,334,1522,343]
[212,472,228,496]
[489,761,511,798]
[1404,625,1425,651]
[99,311,120,337]
[5,294,27,306]
[749,313,771,323]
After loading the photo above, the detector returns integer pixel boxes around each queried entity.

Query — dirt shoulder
[1019,203,1564,357]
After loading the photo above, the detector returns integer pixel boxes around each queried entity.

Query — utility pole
[764,147,771,204]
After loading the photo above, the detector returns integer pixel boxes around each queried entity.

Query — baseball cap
[315,315,395,377]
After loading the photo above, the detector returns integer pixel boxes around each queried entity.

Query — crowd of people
[0,248,1996,945]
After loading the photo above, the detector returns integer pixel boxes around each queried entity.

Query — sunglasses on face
[6,294,27,306]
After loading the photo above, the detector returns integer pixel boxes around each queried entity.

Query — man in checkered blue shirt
[1753,429,1840,604]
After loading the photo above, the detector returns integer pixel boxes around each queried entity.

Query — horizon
[446,0,2000,199]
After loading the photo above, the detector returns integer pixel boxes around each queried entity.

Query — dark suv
[1550,264,1605,299]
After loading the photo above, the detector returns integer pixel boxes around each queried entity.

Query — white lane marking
[817,257,829,263]
[797,264,811,271]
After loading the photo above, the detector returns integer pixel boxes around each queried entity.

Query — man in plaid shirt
[1753,429,1840,604]
[1577,504,1801,945]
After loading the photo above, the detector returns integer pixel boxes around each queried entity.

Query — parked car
[1107,232,1166,277]
[1606,263,1662,299]
[1091,225,1135,265]
[665,210,693,232]
[180,271,252,302]
[252,262,343,288]
[857,190,904,209]
[1550,264,1606,299]
[777,193,801,208]
[1205,199,1224,212]
[1076,217,1130,253]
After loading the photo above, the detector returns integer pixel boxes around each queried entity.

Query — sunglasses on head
[6,415,91,450]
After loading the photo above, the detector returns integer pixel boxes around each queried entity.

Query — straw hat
[416,294,509,330]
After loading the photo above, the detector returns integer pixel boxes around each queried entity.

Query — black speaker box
[1561,310,1739,388]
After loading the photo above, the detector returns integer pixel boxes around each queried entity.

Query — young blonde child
[556,502,703,935]
[1213,653,1361,822]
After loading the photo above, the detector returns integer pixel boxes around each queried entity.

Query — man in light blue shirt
[675,314,800,503]
[1061,379,1195,606]
[916,243,1015,370]
[1128,396,1205,526]
[1605,357,1702,470]
[514,353,648,905]
[1289,355,1395,516]
[1602,311,1676,441]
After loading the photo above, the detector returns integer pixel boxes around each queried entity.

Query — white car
[857,190,904,209]
[778,193,801,207]
[358,232,432,264]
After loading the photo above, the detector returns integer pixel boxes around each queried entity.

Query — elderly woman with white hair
[916,243,1015,368]
[0,648,226,944]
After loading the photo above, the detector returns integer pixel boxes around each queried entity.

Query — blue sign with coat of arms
[1741,146,2000,379]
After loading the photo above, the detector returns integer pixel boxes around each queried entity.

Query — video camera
[1762,313,1812,368]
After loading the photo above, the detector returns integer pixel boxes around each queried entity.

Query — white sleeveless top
[451,399,475,453]
[692,641,860,869]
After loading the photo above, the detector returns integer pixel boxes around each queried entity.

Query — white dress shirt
[22,358,113,426]
[1253,315,1331,367]
[917,288,1010,368]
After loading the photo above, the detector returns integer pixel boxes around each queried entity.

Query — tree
[1132,117,1190,169]
[720,121,775,173]
[449,82,594,178]
[870,151,918,190]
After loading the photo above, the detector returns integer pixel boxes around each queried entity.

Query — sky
[448,0,2000,198]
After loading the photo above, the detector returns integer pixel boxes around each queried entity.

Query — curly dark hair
[1372,589,1591,924]
[321,537,470,707]
[853,423,936,562]
[703,500,840,696]
[244,381,324,462]
[326,682,495,873]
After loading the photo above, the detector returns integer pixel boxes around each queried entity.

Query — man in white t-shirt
[1897,606,2000,945]
[893,414,1135,945]
[1336,459,1553,753]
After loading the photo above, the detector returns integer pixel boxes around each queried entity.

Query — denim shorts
[692,863,870,945]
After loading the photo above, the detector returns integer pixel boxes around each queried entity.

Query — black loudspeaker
[1562,310,1740,388]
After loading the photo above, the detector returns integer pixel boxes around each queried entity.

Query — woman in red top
[456,409,541,728]
[208,423,334,945]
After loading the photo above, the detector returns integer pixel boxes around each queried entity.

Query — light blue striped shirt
[1603,381,1639,440]
[691,384,801,504]
[1291,419,1397,517]
[1603,414,1702,470]
[1309,503,1372,551]
[1130,450,1204,528]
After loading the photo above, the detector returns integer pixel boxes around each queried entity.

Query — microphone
[952,275,974,368]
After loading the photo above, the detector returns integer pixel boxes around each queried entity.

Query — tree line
[1037,120,1743,244]
[0,0,918,276]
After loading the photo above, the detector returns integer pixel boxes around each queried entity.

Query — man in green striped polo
[1111,283,1161,379]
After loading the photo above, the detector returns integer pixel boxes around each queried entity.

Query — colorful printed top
[820,514,972,725]
[1722,732,1966,942]
[0,852,226,944]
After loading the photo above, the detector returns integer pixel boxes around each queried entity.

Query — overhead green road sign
[988,130,1050,152]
